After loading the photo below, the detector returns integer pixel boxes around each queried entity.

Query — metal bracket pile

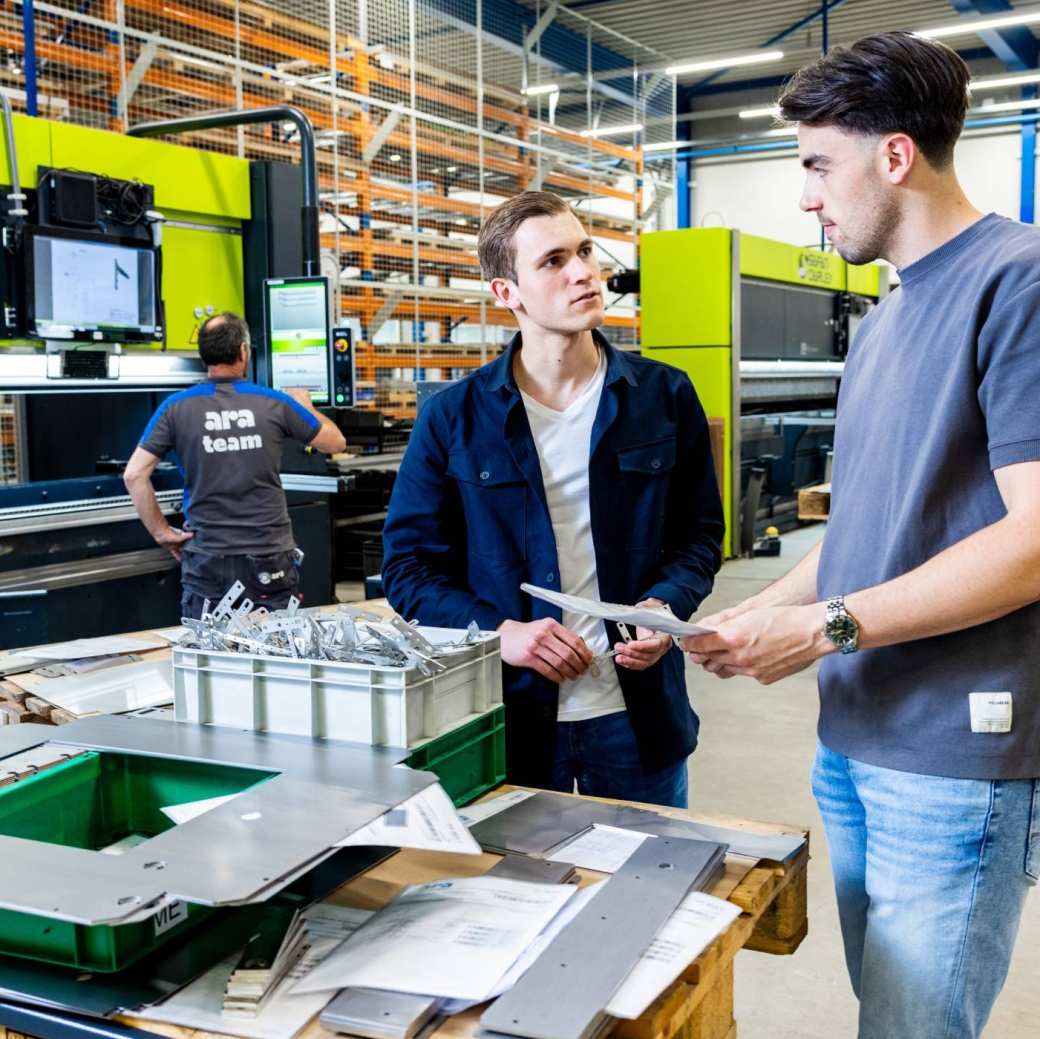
[177,582,482,676]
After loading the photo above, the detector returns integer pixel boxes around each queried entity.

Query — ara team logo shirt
[139,378,320,555]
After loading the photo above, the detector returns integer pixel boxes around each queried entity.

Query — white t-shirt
[519,350,626,721]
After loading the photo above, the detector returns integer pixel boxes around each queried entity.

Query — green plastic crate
[0,750,273,972]
[405,705,506,807]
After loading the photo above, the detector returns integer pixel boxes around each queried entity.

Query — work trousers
[179,548,301,620]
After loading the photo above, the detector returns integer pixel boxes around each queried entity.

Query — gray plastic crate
[172,629,502,747]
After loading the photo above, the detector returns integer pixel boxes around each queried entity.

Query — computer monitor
[263,276,332,406]
[24,226,163,343]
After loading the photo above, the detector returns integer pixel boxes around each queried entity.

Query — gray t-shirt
[818,213,1040,781]
[140,377,320,555]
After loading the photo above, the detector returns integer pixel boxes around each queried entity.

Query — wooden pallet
[797,483,831,521]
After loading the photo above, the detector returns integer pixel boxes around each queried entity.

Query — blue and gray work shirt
[139,377,320,556]
[819,213,1040,780]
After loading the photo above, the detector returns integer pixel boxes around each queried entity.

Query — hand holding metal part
[613,599,676,671]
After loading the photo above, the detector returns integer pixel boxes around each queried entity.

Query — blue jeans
[812,741,1039,1039]
[547,710,688,808]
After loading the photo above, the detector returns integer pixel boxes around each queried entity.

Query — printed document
[607,892,741,1019]
[546,824,655,874]
[291,876,577,1002]
[335,782,480,855]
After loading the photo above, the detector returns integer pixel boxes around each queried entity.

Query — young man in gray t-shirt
[683,33,1039,1039]
[124,312,344,617]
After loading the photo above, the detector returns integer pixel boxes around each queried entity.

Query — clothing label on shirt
[969,692,1012,734]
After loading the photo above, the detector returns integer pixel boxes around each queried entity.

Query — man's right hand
[497,618,593,683]
[286,387,316,409]
[155,525,193,561]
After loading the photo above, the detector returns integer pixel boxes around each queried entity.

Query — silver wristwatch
[824,596,860,655]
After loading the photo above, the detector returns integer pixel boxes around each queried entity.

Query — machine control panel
[331,325,355,407]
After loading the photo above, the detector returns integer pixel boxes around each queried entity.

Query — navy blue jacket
[382,332,724,786]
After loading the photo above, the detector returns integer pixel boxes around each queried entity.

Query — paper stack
[224,907,310,1016]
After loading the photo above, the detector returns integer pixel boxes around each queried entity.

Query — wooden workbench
[125,792,809,1039]
[1,618,809,1039]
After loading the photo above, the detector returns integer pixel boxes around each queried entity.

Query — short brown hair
[778,32,969,169]
[477,191,573,281]
[198,312,250,366]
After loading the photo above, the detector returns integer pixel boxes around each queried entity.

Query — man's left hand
[614,599,674,671]
[682,603,832,685]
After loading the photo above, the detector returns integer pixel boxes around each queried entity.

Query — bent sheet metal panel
[0,716,432,926]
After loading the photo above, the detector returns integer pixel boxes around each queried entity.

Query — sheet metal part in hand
[480,836,727,1039]
[0,716,434,926]
[470,791,804,863]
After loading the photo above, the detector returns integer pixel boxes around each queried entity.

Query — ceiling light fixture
[666,49,784,77]
[917,9,1040,39]
[970,71,1040,91]
[580,122,643,138]
[972,96,1040,114]
[739,105,782,120]
[523,83,560,96]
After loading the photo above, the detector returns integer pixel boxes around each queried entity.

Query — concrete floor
[688,525,1040,1038]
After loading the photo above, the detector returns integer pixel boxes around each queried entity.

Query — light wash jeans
[812,741,1039,1039]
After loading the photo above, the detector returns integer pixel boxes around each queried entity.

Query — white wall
[688,129,1025,246]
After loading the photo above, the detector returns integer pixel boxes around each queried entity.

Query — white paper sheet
[439,881,604,1015]
[161,792,244,825]
[335,782,480,855]
[137,904,372,1039]
[607,892,742,1020]
[520,584,714,638]
[457,789,535,827]
[29,659,173,716]
[291,876,577,1002]
[25,635,168,660]
[546,824,655,874]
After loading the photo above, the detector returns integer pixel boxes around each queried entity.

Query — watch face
[829,615,858,643]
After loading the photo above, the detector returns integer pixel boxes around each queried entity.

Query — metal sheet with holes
[480,836,726,1039]
[320,988,441,1039]
[0,716,433,926]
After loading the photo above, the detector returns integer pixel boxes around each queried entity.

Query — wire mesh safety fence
[5,0,676,415]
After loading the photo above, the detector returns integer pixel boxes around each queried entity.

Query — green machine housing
[640,228,887,557]
[0,115,336,647]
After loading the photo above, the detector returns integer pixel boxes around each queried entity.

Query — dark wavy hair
[778,32,970,168]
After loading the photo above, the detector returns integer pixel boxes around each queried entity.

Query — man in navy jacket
[382,191,723,806]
